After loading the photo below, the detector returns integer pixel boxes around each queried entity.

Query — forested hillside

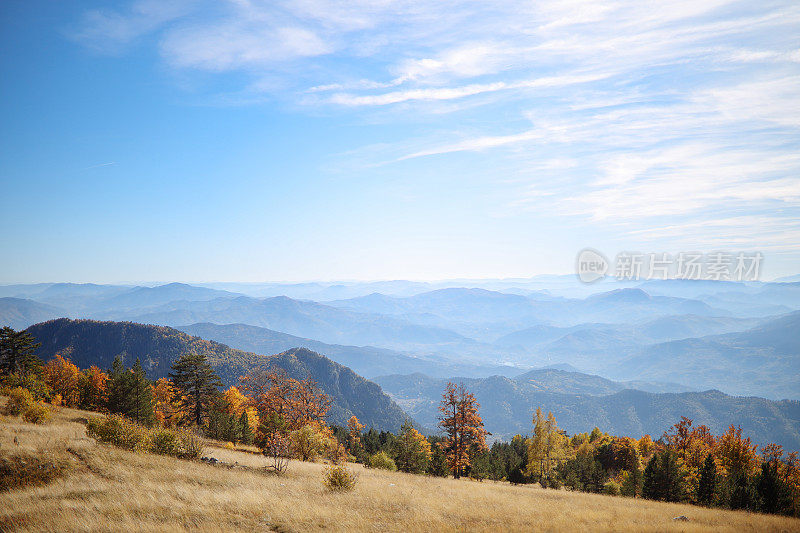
[25,318,408,430]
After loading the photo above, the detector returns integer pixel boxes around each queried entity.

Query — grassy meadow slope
[2,403,799,532]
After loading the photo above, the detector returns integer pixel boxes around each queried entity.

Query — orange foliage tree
[79,365,108,411]
[347,415,365,451]
[638,434,655,458]
[240,367,330,432]
[240,366,332,467]
[438,382,488,478]
[42,353,81,407]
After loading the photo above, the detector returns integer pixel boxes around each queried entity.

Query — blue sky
[1,0,799,283]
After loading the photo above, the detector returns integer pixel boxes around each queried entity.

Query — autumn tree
[153,378,179,427]
[393,421,432,474]
[241,366,332,471]
[663,417,716,500]
[223,385,258,437]
[0,327,42,376]
[348,415,365,447]
[438,382,487,479]
[42,353,81,407]
[525,407,570,485]
[240,367,330,431]
[638,434,655,458]
[79,365,108,411]
[716,425,759,476]
[169,352,222,426]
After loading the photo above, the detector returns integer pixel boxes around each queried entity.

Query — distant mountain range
[177,322,518,379]
[0,297,65,330]
[374,371,800,450]
[24,318,409,431]
[1,279,798,402]
[611,311,800,400]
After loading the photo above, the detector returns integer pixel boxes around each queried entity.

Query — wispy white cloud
[161,24,332,70]
[328,73,611,106]
[69,0,800,255]
[71,0,194,51]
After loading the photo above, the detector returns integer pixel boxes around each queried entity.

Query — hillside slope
[25,318,408,430]
[4,405,797,532]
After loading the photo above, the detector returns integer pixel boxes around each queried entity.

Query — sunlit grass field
[1,403,799,532]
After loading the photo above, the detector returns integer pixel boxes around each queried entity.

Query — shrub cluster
[368,451,397,471]
[87,414,204,459]
[288,422,347,463]
[323,464,358,492]
[1,386,51,424]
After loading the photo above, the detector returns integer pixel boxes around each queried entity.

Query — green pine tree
[697,453,718,506]
[642,451,687,502]
[0,327,42,376]
[169,352,223,426]
[106,357,155,427]
[755,461,792,515]
[238,410,254,445]
[642,454,659,499]
[729,471,755,510]
[205,397,231,441]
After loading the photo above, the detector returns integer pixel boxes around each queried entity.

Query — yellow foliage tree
[525,407,570,482]
[153,378,180,427]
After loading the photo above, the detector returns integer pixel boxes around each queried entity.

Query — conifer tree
[755,461,791,514]
[106,357,155,426]
[697,453,718,506]
[0,327,42,376]
[729,471,755,510]
[169,352,222,426]
[239,410,254,445]
[206,397,237,442]
[642,451,688,502]
[643,454,659,499]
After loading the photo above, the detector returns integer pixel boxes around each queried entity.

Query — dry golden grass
[1,404,799,532]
